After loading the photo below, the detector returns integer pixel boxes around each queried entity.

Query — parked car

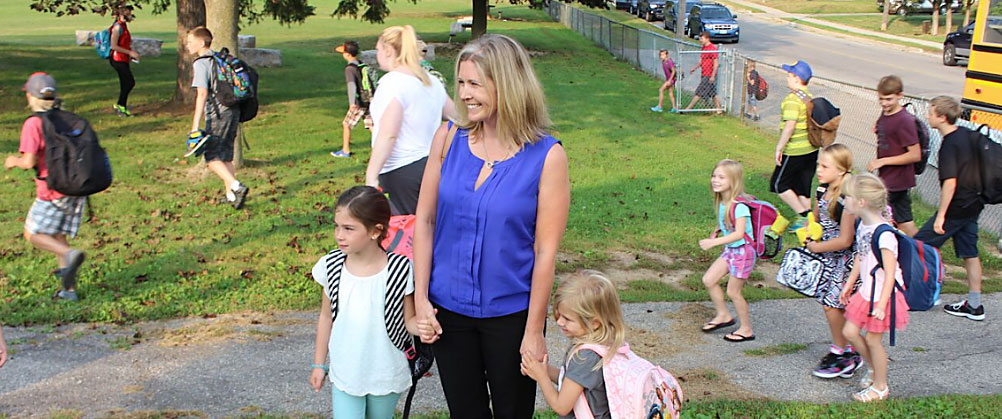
[610,0,633,10]
[664,0,702,32]
[877,0,962,16]
[943,22,974,65]
[637,0,669,21]
[687,3,740,42]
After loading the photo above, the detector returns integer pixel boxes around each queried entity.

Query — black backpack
[34,109,113,196]
[195,48,259,123]
[903,103,932,175]
[971,124,1002,205]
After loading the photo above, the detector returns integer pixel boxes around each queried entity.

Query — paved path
[1,294,998,417]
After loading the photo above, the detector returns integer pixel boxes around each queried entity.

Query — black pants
[378,156,427,216]
[109,59,135,108]
[433,307,536,419]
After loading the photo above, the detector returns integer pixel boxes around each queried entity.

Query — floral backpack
[565,343,683,419]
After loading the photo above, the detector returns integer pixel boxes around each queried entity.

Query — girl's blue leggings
[331,385,402,419]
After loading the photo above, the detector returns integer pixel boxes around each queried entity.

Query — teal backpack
[94,24,112,59]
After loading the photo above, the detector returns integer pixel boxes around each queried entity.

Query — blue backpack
[94,26,112,59]
[867,223,944,346]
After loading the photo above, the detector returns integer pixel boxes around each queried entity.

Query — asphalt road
[652,11,967,98]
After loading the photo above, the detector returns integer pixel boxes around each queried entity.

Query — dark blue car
[687,3,739,43]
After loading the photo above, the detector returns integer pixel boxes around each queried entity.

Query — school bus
[962,0,1002,129]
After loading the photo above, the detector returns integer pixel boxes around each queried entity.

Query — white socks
[226,180,243,201]
[230,180,242,192]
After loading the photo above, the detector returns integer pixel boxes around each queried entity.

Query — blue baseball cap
[782,60,812,83]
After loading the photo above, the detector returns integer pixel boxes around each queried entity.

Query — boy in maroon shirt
[866,75,921,236]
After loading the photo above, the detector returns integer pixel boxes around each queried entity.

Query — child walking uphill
[520,271,625,418]
[805,144,863,379]
[839,173,910,402]
[651,49,676,113]
[700,159,756,342]
[309,186,420,418]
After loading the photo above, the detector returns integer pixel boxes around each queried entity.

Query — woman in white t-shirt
[365,25,452,215]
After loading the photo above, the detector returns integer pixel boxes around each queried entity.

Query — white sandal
[853,385,889,402]
[859,368,873,388]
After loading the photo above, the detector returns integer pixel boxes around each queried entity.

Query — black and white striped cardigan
[323,249,414,356]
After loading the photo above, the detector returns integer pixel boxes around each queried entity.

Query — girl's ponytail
[380,25,431,86]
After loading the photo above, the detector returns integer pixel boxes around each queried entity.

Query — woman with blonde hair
[364,25,452,215]
[412,34,570,418]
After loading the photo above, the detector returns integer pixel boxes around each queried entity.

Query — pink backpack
[565,343,683,419]
[729,195,781,260]
[380,215,415,260]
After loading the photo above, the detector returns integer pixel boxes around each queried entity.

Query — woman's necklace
[481,138,511,169]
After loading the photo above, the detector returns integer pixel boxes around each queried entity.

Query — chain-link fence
[548,1,1002,238]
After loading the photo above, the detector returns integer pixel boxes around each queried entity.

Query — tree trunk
[932,7,940,35]
[676,0,686,37]
[173,0,206,104]
[206,0,242,167]
[946,4,953,34]
[472,0,488,38]
[881,0,890,31]
[964,0,973,27]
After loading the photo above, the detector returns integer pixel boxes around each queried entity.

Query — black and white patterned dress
[814,186,855,309]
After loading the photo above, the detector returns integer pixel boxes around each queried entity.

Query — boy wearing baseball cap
[331,40,373,158]
[5,72,87,301]
[771,60,819,230]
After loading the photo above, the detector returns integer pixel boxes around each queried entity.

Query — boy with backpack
[915,96,985,321]
[867,75,922,237]
[771,60,820,231]
[5,73,87,301]
[331,40,374,158]
[185,26,250,210]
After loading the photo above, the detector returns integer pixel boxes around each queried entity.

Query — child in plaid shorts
[331,40,373,158]
[5,72,86,301]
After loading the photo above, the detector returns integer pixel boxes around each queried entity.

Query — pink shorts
[722,244,756,279]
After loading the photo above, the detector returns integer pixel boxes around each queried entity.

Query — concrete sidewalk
[726,0,943,49]
[1,294,999,417]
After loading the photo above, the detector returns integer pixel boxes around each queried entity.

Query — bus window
[986,0,1002,45]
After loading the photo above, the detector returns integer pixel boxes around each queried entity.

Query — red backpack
[754,73,768,101]
[729,196,781,260]
[381,215,415,260]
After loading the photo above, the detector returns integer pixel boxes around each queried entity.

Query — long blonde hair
[454,34,551,148]
[379,25,431,86]
[553,271,626,368]
[819,144,853,219]
[712,159,747,231]
[842,173,890,219]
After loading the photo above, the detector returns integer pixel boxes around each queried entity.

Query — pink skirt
[844,291,909,334]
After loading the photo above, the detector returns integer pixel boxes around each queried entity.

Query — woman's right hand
[309,368,326,392]
[415,297,442,343]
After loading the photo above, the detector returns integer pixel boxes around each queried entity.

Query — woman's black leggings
[109,59,135,108]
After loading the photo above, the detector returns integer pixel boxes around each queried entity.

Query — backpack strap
[324,250,348,323]
[728,198,754,245]
[868,223,903,346]
[384,253,415,356]
[442,121,460,162]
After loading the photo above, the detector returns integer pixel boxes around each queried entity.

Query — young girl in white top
[840,173,910,402]
[309,186,420,418]
[520,271,624,419]
[365,25,453,215]
[699,159,756,342]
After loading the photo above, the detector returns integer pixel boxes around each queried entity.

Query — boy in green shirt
[770,61,819,229]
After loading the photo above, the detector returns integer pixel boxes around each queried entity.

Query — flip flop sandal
[701,319,735,333]
[723,333,756,342]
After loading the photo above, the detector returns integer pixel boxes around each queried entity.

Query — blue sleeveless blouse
[429,127,561,318]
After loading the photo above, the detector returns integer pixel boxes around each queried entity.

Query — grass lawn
[783,17,942,52]
[815,12,972,42]
[1,0,1000,328]
[734,0,879,14]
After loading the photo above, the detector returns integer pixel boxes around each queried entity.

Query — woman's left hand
[520,330,546,364]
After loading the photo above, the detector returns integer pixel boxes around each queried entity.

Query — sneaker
[113,104,132,117]
[670,108,679,113]
[651,106,663,112]
[944,300,985,321]
[811,352,843,379]
[232,185,250,210]
[53,289,78,301]
[185,131,210,158]
[840,351,864,378]
[330,150,352,158]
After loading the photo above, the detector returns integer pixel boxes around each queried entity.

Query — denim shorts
[915,214,980,259]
